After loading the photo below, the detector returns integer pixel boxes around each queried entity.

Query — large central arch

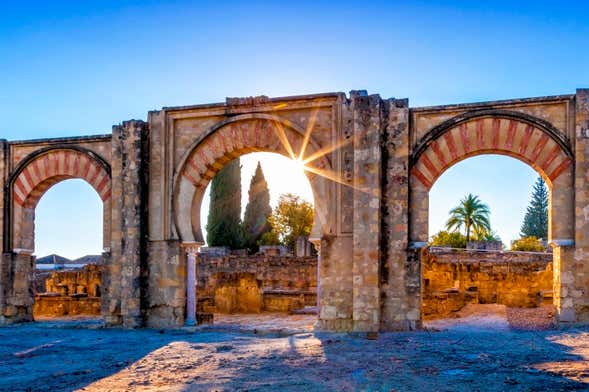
[409,110,574,245]
[173,113,333,244]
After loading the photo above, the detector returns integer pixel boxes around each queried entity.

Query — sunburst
[269,102,366,193]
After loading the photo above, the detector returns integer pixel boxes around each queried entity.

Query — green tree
[511,236,545,252]
[474,228,501,243]
[445,193,491,242]
[242,162,272,252]
[520,176,548,239]
[268,193,314,251]
[430,230,467,248]
[206,158,242,249]
[259,230,281,246]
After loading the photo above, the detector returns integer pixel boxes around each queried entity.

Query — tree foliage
[268,193,314,251]
[430,230,467,248]
[445,193,491,242]
[259,230,281,246]
[206,159,243,249]
[473,229,501,243]
[520,176,548,239]
[242,162,272,252]
[511,236,545,252]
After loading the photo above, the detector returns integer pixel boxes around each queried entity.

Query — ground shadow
[2,320,589,391]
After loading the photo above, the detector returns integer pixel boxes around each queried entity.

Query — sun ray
[303,164,370,194]
[267,105,369,194]
[302,133,356,166]
[271,119,297,160]
[297,106,320,161]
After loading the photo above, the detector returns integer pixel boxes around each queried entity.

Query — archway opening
[422,155,556,330]
[196,152,318,329]
[32,179,104,321]
[173,116,335,328]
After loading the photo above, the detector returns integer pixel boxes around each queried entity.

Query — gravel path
[1,314,588,391]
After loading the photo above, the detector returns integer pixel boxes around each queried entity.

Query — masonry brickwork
[36,264,102,297]
[0,89,587,332]
[197,255,316,314]
[33,264,103,317]
[422,248,553,318]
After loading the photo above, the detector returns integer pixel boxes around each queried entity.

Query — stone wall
[34,297,100,317]
[197,255,317,314]
[422,248,553,318]
[32,264,103,317]
[36,264,102,297]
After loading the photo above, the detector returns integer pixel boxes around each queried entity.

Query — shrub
[258,230,281,246]
[511,236,545,252]
[429,230,467,248]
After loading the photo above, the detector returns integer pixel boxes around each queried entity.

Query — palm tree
[445,194,491,242]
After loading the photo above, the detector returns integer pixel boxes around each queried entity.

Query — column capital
[181,241,204,256]
[550,239,575,248]
[308,237,321,251]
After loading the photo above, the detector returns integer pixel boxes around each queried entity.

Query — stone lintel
[162,92,342,112]
[412,93,575,113]
[8,134,111,146]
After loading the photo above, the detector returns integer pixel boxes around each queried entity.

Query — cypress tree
[242,162,272,252]
[206,158,242,249]
[520,176,548,239]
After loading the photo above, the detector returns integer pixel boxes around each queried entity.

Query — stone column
[572,88,589,323]
[380,98,420,330]
[0,139,8,320]
[108,120,149,327]
[182,242,202,326]
[351,91,382,332]
[309,237,321,310]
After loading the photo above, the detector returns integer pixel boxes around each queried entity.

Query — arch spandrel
[411,116,573,190]
[173,115,333,243]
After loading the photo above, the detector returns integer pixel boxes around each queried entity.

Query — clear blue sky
[1,1,587,257]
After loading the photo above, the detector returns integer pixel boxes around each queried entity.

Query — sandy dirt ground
[1,309,589,392]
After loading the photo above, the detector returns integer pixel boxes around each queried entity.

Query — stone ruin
[0,89,588,332]
[33,264,102,317]
[422,248,553,319]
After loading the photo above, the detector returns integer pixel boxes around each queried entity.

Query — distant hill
[36,254,71,265]
[72,255,102,265]
[36,254,102,265]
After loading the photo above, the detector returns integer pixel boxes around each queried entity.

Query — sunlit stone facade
[0,89,587,331]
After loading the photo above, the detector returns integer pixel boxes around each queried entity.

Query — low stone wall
[34,296,101,317]
[197,255,317,314]
[422,248,553,319]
